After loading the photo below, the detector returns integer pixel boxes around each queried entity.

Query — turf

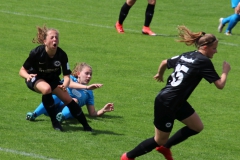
[0,0,239,159]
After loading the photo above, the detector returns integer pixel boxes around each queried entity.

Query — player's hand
[26,74,37,82]
[87,84,103,90]
[154,73,164,82]
[235,3,240,14]
[222,61,231,74]
[103,103,114,113]
[58,85,67,91]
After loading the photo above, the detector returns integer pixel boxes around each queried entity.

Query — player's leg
[26,102,47,121]
[225,13,240,35]
[56,105,75,122]
[33,79,63,131]
[53,87,92,131]
[163,102,202,149]
[115,0,136,33]
[121,97,172,160]
[142,0,156,35]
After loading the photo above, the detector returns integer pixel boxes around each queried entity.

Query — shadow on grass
[86,114,123,119]
[60,118,124,135]
[126,31,178,37]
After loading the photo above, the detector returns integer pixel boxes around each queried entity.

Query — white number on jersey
[170,64,189,86]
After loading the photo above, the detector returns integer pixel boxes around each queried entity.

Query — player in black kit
[19,25,92,132]
[120,26,231,160]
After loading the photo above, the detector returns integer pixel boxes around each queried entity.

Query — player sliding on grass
[19,25,92,132]
[26,62,114,122]
[121,25,231,160]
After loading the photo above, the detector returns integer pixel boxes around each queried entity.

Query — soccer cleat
[26,112,36,121]
[84,125,93,132]
[52,121,64,132]
[56,112,65,122]
[156,146,174,160]
[225,32,232,36]
[142,26,156,36]
[120,153,135,160]
[115,21,124,33]
[218,18,225,33]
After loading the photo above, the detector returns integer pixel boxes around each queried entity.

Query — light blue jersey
[33,75,94,119]
[67,75,94,108]
[231,0,240,8]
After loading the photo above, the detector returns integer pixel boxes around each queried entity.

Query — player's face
[44,30,59,51]
[205,41,218,59]
[78,67,92,84]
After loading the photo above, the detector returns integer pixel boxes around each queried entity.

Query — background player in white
[121,26,231,160]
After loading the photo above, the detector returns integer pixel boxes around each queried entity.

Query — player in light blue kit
[218,0,240,35]
[26,62,114,122]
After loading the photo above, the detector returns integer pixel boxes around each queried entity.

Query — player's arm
[69,79,103,90]
[60,75,70,91]
[86,103,114,117]
[154,59,167,82]
[69,79,88,89]
[214,61,231,89]
[19,66,37,82]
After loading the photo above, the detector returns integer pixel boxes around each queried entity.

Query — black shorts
[25,76,62,93]
[154,97,195,132]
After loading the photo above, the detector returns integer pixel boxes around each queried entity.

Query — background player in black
[115,0,156,36]
[19,25,92,132]
[120,26,231,160]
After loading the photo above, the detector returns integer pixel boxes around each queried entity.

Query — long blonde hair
[71,62,92,78]
[32,25,59,44]
[176,26,217,48]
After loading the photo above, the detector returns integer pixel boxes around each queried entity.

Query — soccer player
[19,25,92,132]
[115,0,156,36]
[26,62,114,122]
[120,26,231,160]
[218,0,240,35]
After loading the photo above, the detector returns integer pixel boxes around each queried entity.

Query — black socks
[42,93,63,131]
[67,100,92,131]
[118,2,131,24]
[164,126,199,148]
[127,137,158,158]
[144,4,155,27]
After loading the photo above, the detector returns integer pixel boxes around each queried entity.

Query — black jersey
[157,51,220,110]
[23,45,71,81]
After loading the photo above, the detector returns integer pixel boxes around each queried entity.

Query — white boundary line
[0,147,60,160]
[1,9,240,47]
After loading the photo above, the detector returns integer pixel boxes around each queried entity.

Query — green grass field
[0,0,239,159]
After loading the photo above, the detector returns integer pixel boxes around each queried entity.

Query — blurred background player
[115,0,157,36]
[26,62,114,123]
[218,0,240,35]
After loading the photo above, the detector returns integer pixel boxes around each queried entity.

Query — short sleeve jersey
[23,45,71,81]
[157,51,220,109]
[66,75,94,107]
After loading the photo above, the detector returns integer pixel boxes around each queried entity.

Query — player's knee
[39,87,52,94]
[148,0,156,5]
[126,0,136,6]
